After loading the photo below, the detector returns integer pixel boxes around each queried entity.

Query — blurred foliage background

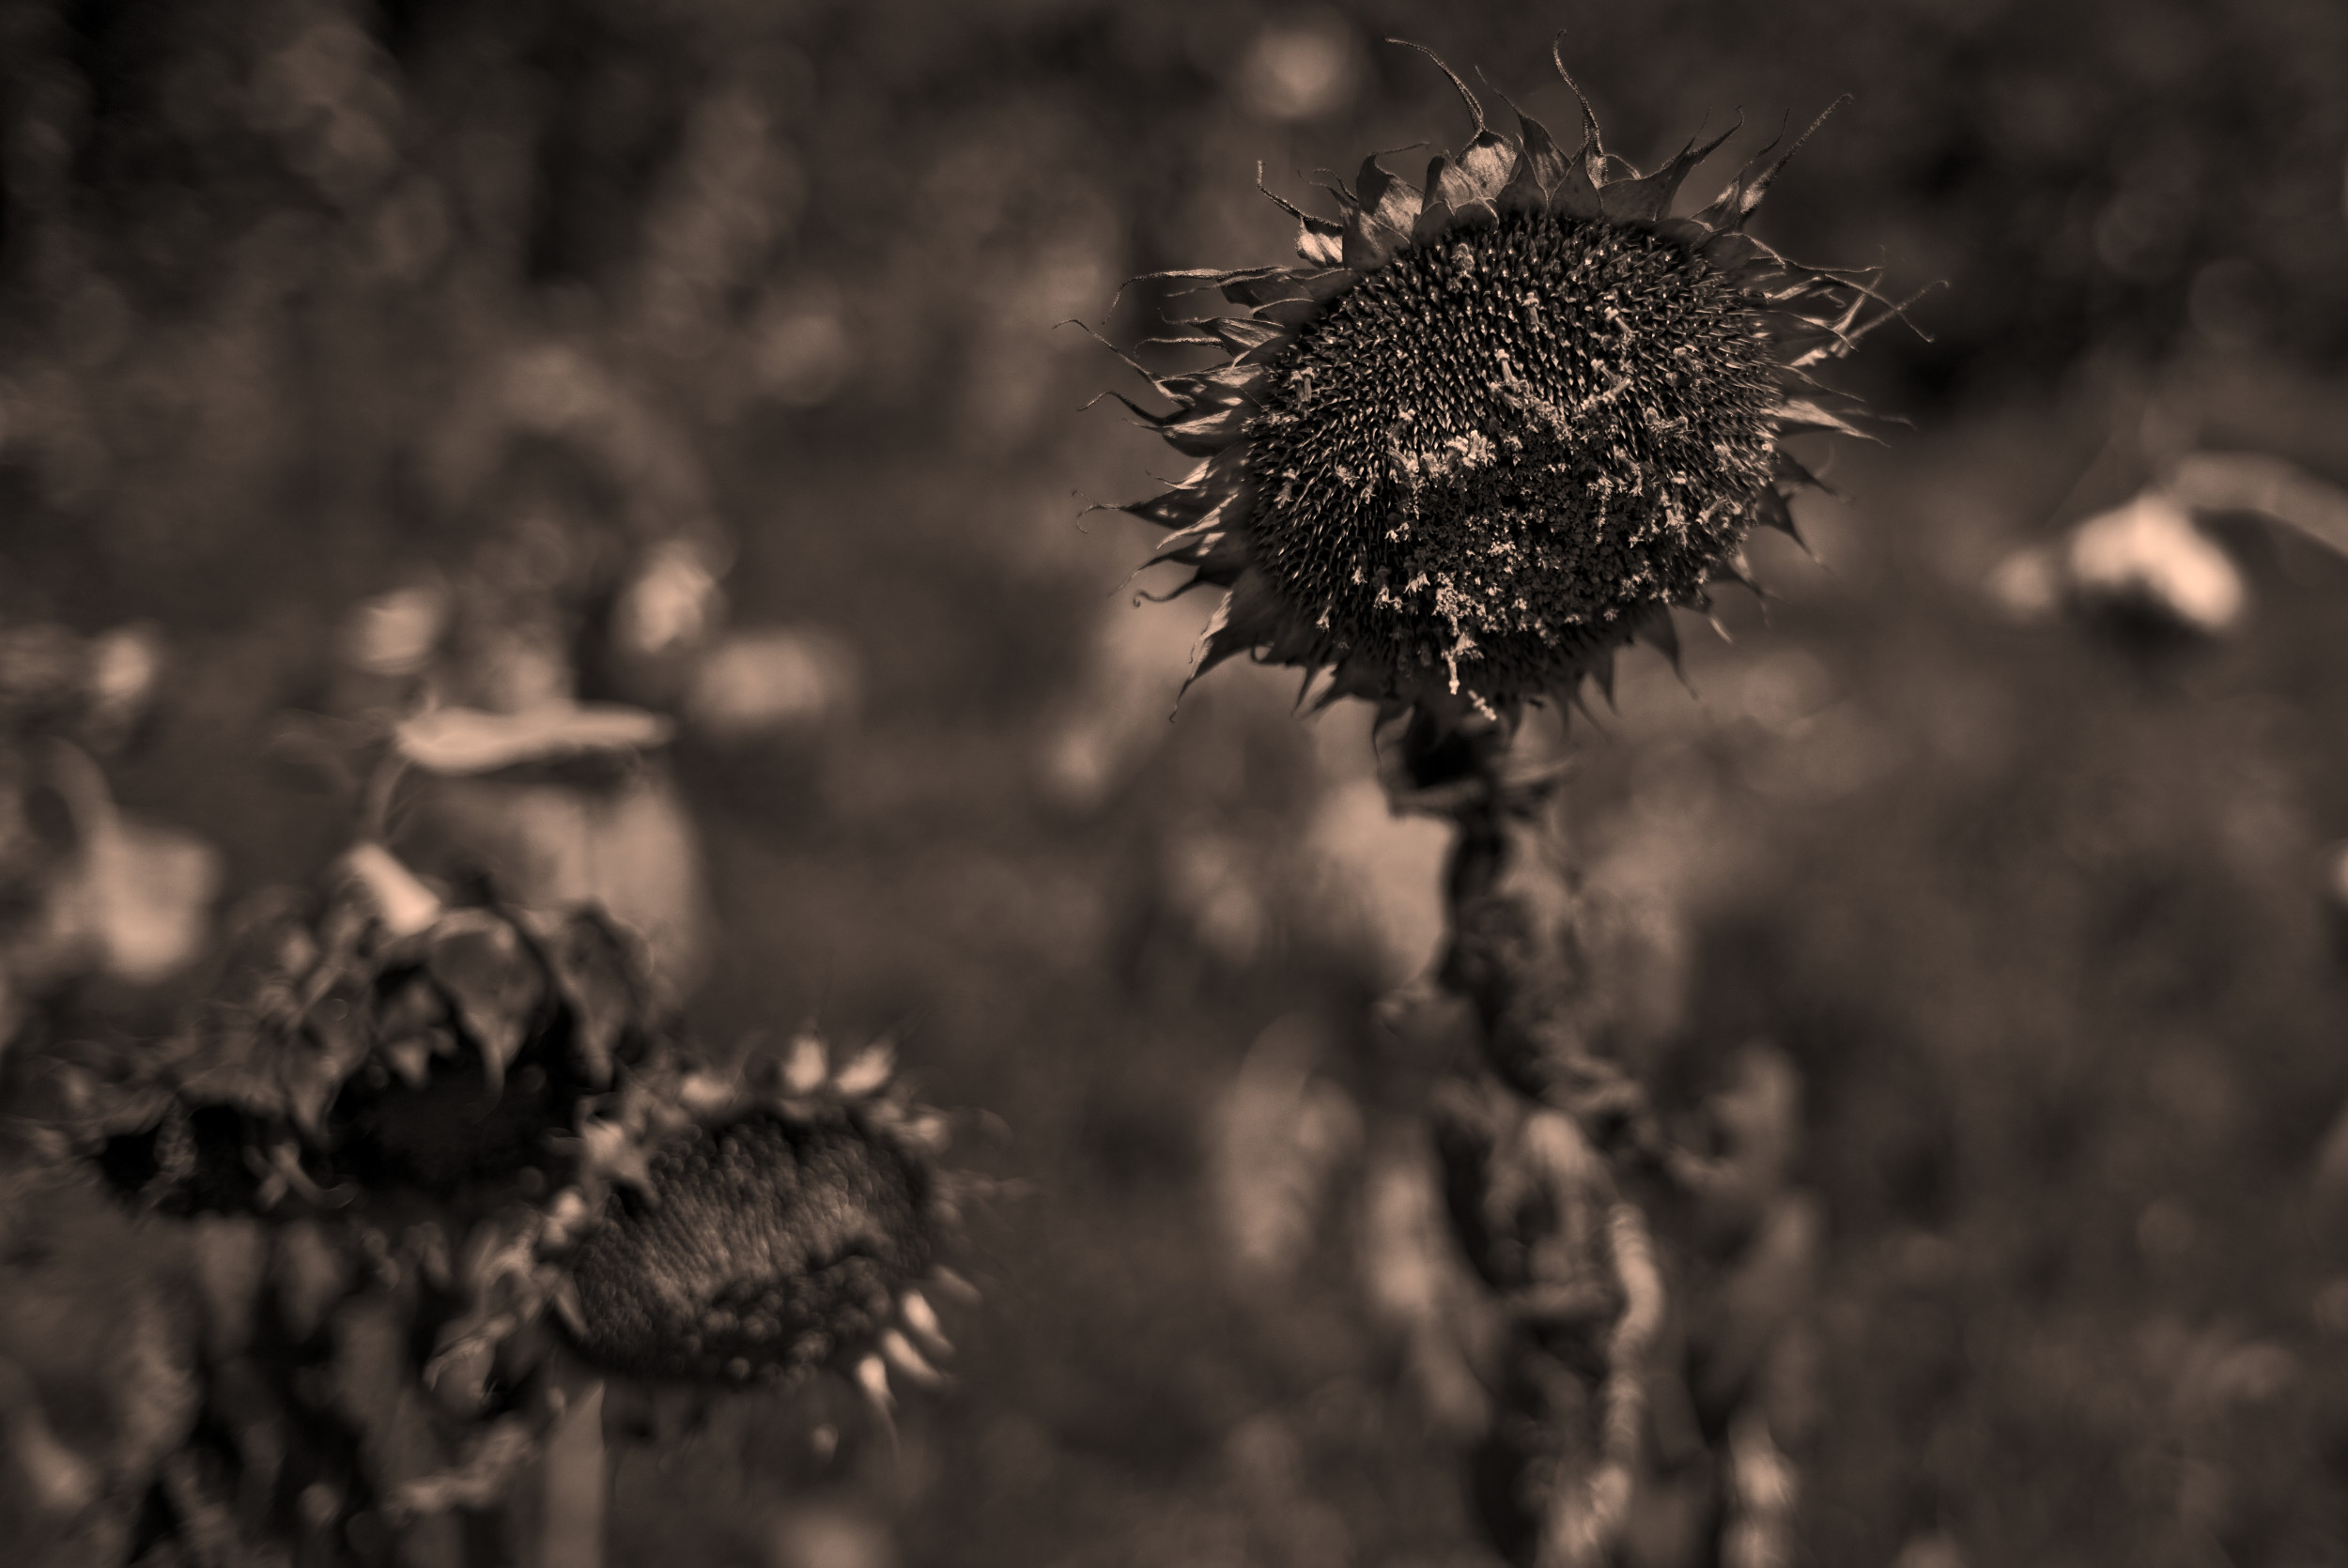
[5,0,2348,1564]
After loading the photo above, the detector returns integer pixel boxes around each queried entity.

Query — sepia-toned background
[6,1,2348,1564]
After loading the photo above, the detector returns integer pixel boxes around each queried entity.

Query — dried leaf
[341,842,443,938]
[394,703,672,777]
[423,911,544,1089]
[527,910,642,1086]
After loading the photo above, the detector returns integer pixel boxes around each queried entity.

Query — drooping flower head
[1117,43,1892,723]
[57,854,966,1548]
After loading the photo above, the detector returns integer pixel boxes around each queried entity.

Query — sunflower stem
[538,1370,606,1568]
[1388,709,1813,1568]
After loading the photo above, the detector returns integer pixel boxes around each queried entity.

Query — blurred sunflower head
[1117,44,1894,725]
[558,1033,965,1399]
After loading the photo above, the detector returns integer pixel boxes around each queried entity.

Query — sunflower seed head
[1113,48,1892,726]
[1247,214,1775,701]
[561,1109,939,1387]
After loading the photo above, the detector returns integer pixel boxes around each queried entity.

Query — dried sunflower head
[1119,44,1892,724]
[57,845,965,1411]
[551,1034,964,1399]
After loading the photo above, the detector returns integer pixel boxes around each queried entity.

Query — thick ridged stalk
[1389,709,1818,1568]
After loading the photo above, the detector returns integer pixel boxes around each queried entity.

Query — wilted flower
[1990,487,2247,645]
[2063,490,2246,639]
[1117,45,1890,722]
[47,848,965,1558]
[561,1038,960,1395]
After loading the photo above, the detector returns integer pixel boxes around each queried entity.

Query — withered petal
[1750,485,1804,544]
[1770,447,1835,495]
[1772,395,1872,440]
[1182,315,1291,357]
[1154,362,1270,406]
[1632,604,1686,677]
[1104,392,1250,454]
[1345,156,1421,269]
[1147,514,1246,576]
[1220,268,1349,308]
[1598,118,1740,223]
[1694,96,1847,232]
[1549,154,1601,220]
[1155,403,1254,455]
[1255,162,1349,267]
[1549,34,1608,184]
[1445,130,1518,208]
[1389,38,1488,135]
[1250,298,1325,329]
[1413,156,1457,244]
[1120,485,1213,532]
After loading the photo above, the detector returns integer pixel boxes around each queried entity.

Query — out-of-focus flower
[1992,488,2246,640]
[1113,47,1888,727]
[55,838,968,1560]
[2065,491,2245,636]
[1993,449,2348,646]
[564,1059,954,1395]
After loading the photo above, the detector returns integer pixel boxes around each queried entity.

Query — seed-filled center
[1244,212,1778,693]
[566,1115,930,1383]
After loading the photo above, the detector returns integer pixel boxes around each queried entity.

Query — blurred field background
[6,0,2348,1564]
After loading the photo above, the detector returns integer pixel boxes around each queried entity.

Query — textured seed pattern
[1245,211,1777,696]
[565,1113,930,1384]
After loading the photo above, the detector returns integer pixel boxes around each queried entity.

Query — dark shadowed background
[6,1,2348,1564]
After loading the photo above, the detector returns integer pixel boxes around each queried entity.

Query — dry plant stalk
[1105,40,1895,1566]
[1398,714,1818,1566]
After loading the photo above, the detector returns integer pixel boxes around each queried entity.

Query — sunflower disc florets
[553,1035,962,1396]
[1119,45,1889,722]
